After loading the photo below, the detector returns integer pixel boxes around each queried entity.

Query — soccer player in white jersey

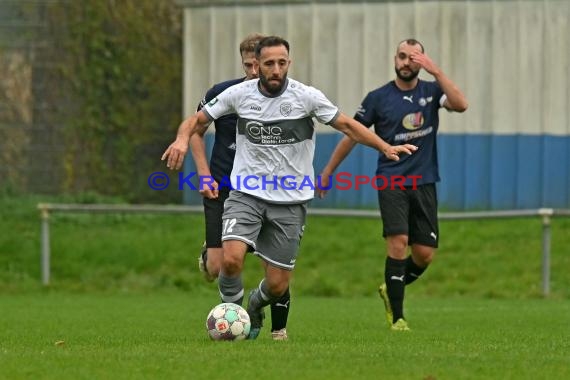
[162,36,417,340]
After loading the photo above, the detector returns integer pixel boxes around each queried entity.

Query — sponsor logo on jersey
[403,95,414,103]
[245,121,286,144]
[402,112,424,130]
[394,126,433,142]
[250,104,261,111]
[237,117,314,145]
[207,97,218,107]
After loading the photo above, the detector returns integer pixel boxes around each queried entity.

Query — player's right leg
[378,189,409,328]
[199,190,229,282]
[385,235,408,325]
[218,191,263,307]
[218,239,248,305]
[378,283,392,326]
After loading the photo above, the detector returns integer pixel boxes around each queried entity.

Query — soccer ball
[206,303,251,341]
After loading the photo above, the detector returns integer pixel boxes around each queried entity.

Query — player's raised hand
[383,144,418,161]
[410,52,440,76]
[161,138,188,170]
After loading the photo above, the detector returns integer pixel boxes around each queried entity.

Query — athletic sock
[218,272,244,306]
[385,256,406,323]
[405,255,427,285]
[249,279,280,310]
[270,287,290,331]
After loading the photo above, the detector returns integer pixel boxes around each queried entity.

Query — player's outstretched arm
[331,113,417,161]
[189,126,219,199]
[161,110,210,171]
[317,135,356,199]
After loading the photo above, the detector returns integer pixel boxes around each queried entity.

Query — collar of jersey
[258,78,289,98]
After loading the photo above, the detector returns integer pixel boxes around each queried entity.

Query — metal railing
[37,203,570,296]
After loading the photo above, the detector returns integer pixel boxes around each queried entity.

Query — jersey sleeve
[202,85,239,121]
[196,86,218,112]
[354,92,376,127]
[432,82,446,108]
[306,86,339,125]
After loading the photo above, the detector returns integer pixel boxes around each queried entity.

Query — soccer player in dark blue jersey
[190,34,291,340]
[317,39,468,330]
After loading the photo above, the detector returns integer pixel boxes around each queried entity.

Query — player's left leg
[407,183,439,285]
[270,287,290,340]
[407,244,434,284]
[247,201,305,340]
[260,250,291,340]
[247,266,291,340]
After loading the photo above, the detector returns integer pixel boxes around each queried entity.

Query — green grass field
[1,292,569,379]
[2,194,569,298]
[1,195,570,379]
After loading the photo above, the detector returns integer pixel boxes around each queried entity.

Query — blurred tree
[49,0,183,203]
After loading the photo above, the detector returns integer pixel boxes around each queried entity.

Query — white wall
[182,0,569,136]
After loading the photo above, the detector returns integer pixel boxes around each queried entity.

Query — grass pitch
[1,195,569,379]
[1,292,568,380]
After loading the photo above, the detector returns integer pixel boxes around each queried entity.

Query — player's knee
[221,254,243,276]
[387,235,408,257]
[420,254,434,266]
[265,279,288,297]
[414,248,435,266]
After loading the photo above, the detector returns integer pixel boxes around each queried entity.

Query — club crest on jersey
[280,102,292,117]
[402,112,424,130]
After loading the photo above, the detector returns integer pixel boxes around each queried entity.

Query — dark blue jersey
[197,78,244,186]
[354,80,445,186]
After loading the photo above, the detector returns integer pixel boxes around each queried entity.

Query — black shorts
[203,188,230,248]
[377,183,439,248]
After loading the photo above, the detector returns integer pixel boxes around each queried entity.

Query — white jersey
[203,78,339,203]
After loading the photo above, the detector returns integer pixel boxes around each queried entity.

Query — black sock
[270,287,290,331]
[405,255,427,285]
[385,257,406,323]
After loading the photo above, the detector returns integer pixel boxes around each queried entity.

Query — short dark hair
[398,38,425,53]
[254,36,290,58]
[239,33,265,55]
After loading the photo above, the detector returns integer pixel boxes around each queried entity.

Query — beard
[395,66,419,82]
[259,72,287,94]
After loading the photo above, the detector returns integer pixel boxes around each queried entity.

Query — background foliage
[52,0,183,202]
[0,0,183,202]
